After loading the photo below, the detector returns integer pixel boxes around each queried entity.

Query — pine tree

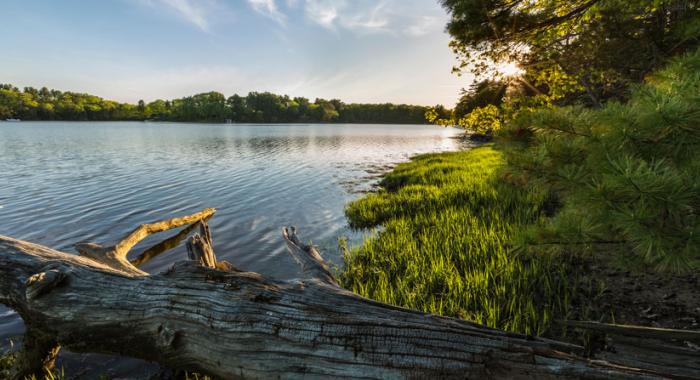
[501,48,700,272]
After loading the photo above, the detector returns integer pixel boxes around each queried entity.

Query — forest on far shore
[0,84,443,124]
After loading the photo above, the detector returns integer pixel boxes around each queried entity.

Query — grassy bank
[341,49,700,338]
[341,146,574,335]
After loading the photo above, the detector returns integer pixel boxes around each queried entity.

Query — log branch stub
[155,324,180,349]
[186,220,218,268]
[282,226,337,285]
[186,234,217,268]
[25,269,67,301]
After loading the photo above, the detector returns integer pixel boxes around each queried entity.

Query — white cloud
[405,16,440,37]
[304,0,342,29]
[303,0,389,33]
[340,1,390,34]
[139,0,216,32]
[138,0,445,37]
[302,0,442,36]
[247,0,287,25]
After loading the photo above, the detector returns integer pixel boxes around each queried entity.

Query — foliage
[453,79,507,120]
[0,84,141,121]
[459,104,502,134]
[501,48,700,272]
[341,146,574,335]
[425,80,509,134]
[24,368,65,380]
[440,0,700,105]
[424,104,454,126]
[0,84,432,124]
[184,372,213,380]
[0,351,14,379]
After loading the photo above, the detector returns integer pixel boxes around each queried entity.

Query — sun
[496,62,524,77]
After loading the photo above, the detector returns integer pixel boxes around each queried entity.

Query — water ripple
[0,121,462,377]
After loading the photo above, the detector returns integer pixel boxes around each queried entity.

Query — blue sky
[0,0,472,106]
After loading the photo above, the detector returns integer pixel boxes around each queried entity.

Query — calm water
[0,121,463,377]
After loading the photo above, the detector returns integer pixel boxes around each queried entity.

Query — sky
[0,0,473,106]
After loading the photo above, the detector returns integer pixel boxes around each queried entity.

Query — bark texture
[0,210,695,379]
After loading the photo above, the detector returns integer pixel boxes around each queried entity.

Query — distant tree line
[0,84,433,124]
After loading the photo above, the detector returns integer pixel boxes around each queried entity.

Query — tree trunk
[0,210,692,379]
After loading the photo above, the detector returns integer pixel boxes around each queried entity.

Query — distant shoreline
[0,85,441,125]
[1,119,435,125]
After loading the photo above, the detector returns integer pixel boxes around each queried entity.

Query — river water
[0,121,462,377]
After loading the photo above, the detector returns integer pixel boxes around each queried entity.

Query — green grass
[341,145,573,335]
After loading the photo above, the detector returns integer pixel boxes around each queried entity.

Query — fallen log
[0,209,689,379]
[561,320,700,343]
[560,320,700,378]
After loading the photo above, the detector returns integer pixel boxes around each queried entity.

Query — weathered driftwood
[0,209,692,379]
[562,320,700,378]
[130,216,208,268]
[562,320,700,343]
[187,221,217,269]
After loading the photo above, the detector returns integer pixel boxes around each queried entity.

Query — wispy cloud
[340,1,390,34]
[138,0,217,32]
[301,0,440,36]
[136,0,444,36]
[303,0,342,30]
[303,0,390,33]
[247,0,286,25]
[405,16,440,37]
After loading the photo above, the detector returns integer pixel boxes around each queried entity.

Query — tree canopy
[0,84,432,124]
[437,0,700,272]
[441,0,700,106]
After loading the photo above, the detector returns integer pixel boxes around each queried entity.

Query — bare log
[0,213,693,379]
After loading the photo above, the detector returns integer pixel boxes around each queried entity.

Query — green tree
[147,99,169,119]
[0,84,433,124]
[441,0,700,105]
[137,99,147,118]
[454,79,507,119]
[504,48,700,272]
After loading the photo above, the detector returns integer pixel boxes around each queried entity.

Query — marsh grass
[24,369,65,380]
[341,145,575,335]
[0,350,66,380]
